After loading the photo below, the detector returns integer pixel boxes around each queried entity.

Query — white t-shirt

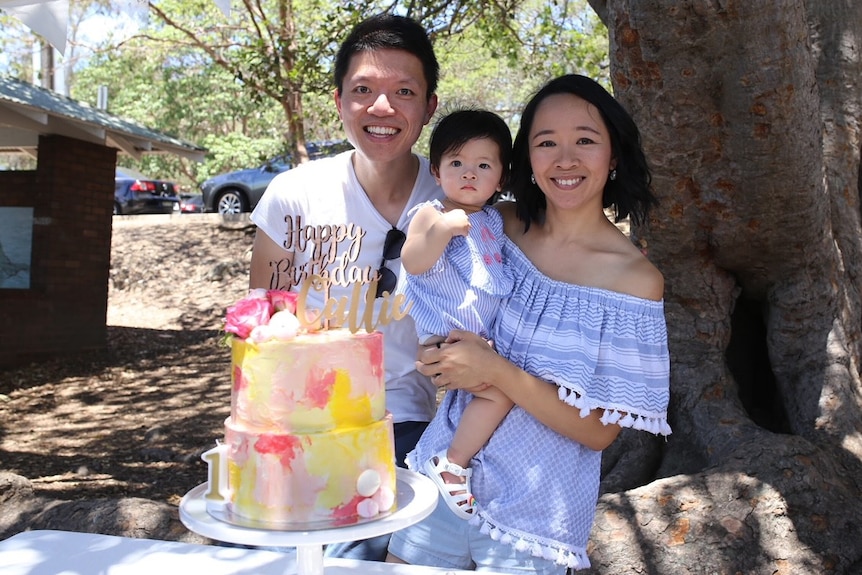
[251,150,444,423]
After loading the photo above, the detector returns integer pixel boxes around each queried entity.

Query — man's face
[335,48,437,165]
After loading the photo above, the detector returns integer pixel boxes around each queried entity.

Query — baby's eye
[479,163,491,170]
[450,160,462,167]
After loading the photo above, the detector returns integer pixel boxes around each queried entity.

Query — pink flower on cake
[225,289,301,342]
[268,290,298,314]
[225,296,273,339]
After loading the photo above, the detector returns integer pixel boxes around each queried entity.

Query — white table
[0,529,482,574]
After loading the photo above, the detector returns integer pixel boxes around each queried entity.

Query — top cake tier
[230,329,385,433]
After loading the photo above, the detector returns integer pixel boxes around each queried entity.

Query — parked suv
[199,140,352,215]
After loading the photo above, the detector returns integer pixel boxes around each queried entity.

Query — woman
[386,74,672,573]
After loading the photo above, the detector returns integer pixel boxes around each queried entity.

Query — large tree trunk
[586,1,862,572]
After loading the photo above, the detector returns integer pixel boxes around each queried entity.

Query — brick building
[0,76,204,369]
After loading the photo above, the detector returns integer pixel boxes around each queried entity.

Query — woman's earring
[609,169,617,181]
[530,173,536,185]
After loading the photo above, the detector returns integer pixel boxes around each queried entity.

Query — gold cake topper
[269,217,412,334]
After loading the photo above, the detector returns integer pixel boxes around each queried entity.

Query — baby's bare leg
[443,386,513,481]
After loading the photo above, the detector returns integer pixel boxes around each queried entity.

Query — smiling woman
[388,75,668,573]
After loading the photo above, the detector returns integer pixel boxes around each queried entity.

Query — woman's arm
[418,330,622,451]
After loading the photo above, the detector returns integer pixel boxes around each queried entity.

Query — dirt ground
[0,215,256,507]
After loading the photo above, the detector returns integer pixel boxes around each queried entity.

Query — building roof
[0,75,206,162]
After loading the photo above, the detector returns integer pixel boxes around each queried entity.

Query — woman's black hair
[508,74,656,230]
[429,109,512,188]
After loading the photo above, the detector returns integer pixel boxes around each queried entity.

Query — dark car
[199,140,353,215]
[179,193,205,214]
[114,167,180,215]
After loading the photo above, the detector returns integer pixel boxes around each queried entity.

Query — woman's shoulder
[624,254,664,301]
[600,230,664,300]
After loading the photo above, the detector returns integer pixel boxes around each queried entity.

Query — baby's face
[435,137,504,210]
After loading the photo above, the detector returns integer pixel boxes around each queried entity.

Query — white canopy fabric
[0,0,69,54]
[0,0,231,56]
[213,0,230,17]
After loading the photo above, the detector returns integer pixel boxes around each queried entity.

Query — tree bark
[586,1,862,572]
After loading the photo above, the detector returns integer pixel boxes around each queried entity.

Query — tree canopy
[1,0,608,186]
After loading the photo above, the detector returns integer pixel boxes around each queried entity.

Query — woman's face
[528,93,615,212]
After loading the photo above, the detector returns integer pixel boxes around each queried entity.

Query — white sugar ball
[268,310,301,340]
[356,469,381,497]
[373,485,395,511]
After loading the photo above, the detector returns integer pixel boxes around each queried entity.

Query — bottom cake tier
[220,413,397,529]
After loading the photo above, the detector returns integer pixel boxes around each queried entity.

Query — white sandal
[423,451,476,520]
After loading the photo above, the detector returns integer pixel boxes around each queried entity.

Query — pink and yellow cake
[202,289,397,529]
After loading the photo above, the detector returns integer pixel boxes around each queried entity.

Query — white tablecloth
[0,530,481,574]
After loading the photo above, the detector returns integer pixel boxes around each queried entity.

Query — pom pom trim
[469,512,591,569]
[559,386,672,436]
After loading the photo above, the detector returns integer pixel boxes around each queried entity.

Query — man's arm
[249,229,294,289]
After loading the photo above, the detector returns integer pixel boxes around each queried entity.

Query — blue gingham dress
[400,200,513,342]
[407,236,672,569]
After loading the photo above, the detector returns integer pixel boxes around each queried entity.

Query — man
[248,13,443,560]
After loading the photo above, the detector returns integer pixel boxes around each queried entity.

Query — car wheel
[216,189,248,215]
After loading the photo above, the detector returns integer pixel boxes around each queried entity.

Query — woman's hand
[421,330,623,449]
[416,330,500,394]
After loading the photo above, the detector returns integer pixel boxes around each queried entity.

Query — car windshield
[266,156,292,171]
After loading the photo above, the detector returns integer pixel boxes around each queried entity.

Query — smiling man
[247,14,443,560]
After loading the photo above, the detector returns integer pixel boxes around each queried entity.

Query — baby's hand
[442,209,471,237]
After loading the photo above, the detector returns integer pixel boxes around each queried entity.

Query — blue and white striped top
[399,200,513,343]
[407,235,671,569]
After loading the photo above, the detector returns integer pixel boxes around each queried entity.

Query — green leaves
[4,0,609,189]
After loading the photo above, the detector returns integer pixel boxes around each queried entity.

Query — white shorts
[388,492,566,574]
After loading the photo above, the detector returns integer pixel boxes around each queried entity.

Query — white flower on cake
[248,309,302,343]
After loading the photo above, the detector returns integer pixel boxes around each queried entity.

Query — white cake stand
[180,468,438,575]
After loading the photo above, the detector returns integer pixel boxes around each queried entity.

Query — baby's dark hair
[429,109,512,187]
